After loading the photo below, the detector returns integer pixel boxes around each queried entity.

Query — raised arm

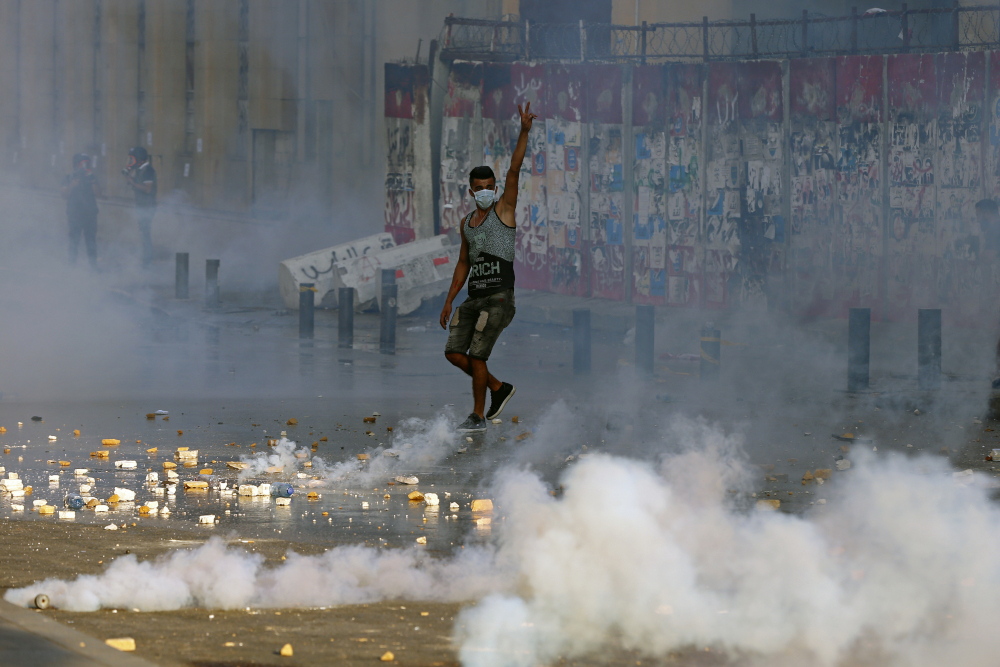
[498,102,538,218]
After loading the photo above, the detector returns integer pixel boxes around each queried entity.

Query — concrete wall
[0,0,502,271]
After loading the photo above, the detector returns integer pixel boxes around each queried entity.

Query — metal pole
[579,19,586,62]
[700,323,720,381]
[901,3,909,52]
[635,305,654,375]
[379,268,397,355]
[573,308,591,375]
[847,307,871,392]
[952,0,960,50]
[702,16,709,62]
[299,282,315,339]
[750,13,758,58]
[338,287,354,349]
[641,21,647,64]
[175,252,189,299]
[851,6,858,54]
[917,308,941,390]
[205,259,220,309]
[801,9,808,57]
[525,19,530,61]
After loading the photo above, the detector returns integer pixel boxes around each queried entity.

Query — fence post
[299,283,315,339]
[851,6,858,54]
[579,19,586,62]
[379,269,397,355]
[847,307,871,393]
[641,21,647,64]
[917,309,942,391]
[338,287,354,349]
[901,3,909,52]
[490,25,497,52]
[175,252,189,299]
[952,0,960,50]
[205,259,220,309]
[635,305,654,375]
[573,308,591,375]
[445,13,452,48]
[702,16,710,61]
[750,13,758,58]
[525,19,531,60]
[801,9,808,57]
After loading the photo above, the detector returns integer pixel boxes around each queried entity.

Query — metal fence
[439,4,1000,63]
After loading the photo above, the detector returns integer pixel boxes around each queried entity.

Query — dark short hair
[976,198,998,215]
[468,166,496,186]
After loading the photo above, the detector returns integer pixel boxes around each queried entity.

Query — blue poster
[606,217,623,245]
[533,152,546,175]
[635,134,651,160]
[650,269,666,296]
[565,147,578,171]
[609,164,623,191]
[634,214,652,240]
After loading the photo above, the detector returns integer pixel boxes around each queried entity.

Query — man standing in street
[440,102,537,433]
[60,153,99,269]
[123,146,157,267]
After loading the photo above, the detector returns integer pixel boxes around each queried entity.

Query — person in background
[123,146,157,267]
[975,199,1000,388]
[60,153,99,269]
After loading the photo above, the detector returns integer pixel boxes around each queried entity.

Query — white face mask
[473,188,497,209]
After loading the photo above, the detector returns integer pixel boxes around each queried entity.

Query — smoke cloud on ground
[8,415,1000,666]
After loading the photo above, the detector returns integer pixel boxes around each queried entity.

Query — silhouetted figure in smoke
[440,102,537,433]
[122,146,157,267]
[977,199,1000,388]
[60,153,99,269]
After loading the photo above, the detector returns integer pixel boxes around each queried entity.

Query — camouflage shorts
[444,289,515,361]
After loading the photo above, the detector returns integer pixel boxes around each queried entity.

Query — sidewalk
[0,600,158,667]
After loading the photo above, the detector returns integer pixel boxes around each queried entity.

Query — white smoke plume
[458,421,1000,667]
[237,437,309,481]
[3,538,502,612]
[8,416,1000,667]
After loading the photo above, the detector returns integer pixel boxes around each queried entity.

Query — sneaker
[457,413,487,433]
[485,383,516,420]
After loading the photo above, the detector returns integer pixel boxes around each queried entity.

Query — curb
[0,600,159,667]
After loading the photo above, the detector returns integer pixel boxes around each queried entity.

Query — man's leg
[82,214,97,268]
[470,358,493,418]
[67,215,81,265]
[445,352,502,392]
[137,208,154,267]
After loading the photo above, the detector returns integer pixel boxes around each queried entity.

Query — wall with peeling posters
[386,54,1000,325]
[384,64,434,245]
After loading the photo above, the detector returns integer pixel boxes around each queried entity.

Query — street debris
[471,499,493,512]
[279,643,293,657]
[408,491,424,502]
[416,536,427,544]
[836,460,852,471]
[105,638,136,652]
[756,499,781,511]
[814,469,832,479]
[424,492,439,506]
[381,651,395,661]
[395,476,418,485]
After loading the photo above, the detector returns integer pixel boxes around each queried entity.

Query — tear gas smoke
[8,417,1000,667]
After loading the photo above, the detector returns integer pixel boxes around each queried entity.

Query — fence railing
[439,3,1000,63]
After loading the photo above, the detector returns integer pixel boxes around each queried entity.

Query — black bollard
[700,323,721,381]
[205,259,220,309]
[847,307,871,392]
[635,305,654,375]
[175,252,189,299]
[917,308,941,390]
[379,269,397,355]
[573,308,591,375]
[338,287,354,349]
[299,283,315,339]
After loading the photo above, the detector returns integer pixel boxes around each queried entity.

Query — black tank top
[464,206,516,298]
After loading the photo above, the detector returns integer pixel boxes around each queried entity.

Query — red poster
[444,62,482,118]
[481,63,512,121]
[790,58,835,120]
[887,54,935,111]
[632,64,665,127]
[586,64,623,124]
[836,55,883,122]
[546,64,586,122]
[737,60,782,120]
